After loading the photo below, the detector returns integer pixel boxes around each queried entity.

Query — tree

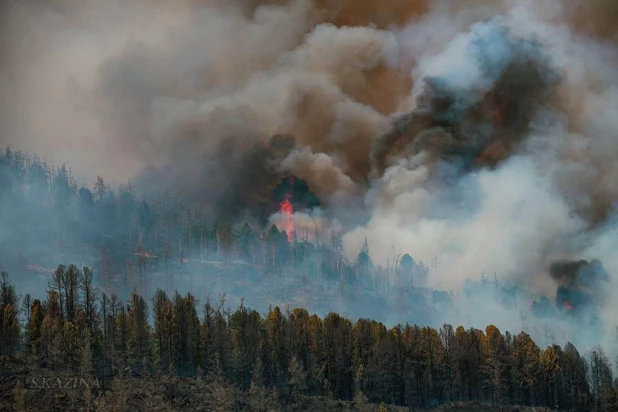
[540,345,561,409]
[171,292,200,376]
[127,291,150,375]
[591,348,614,412]
[230,301,261,391]
[215,220,234,264]
[238,223,254,263]
[483,325,508,406]
[509,332,540,406]
[152,289,173,373]
[78,187,95,224]
[27,159,48,208]
[93,176,106,201]
[64,265,81,323]
[288,355,307,403]
[266,225,284,271]
[0,272,20,356]
[138,200,155,239]
[440,324,456,402]
[53,164,72,210]
[27,299,44,359]
[562,342,589,411]
[1,304,20,356]
[81,267,98,333]
[400,254,414,272]
[354,364,369,405]
[1,271,18,308]
[265,306,288,387]
[356,238,372,277]
[49,265,66,320]
[21,293,32,325]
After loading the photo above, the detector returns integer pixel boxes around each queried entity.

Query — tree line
[0,147,605,344]
[0,146,429,290]
[1,145,445,332]
[1,267,617,411]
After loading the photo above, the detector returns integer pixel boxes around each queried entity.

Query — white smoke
[340,2,618,351]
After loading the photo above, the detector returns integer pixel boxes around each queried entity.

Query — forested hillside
[0,146,605,350]
[0,146,440,322]
[1,269,617,411]
[4,0,618,410]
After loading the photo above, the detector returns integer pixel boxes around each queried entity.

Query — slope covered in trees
[0,146,607,351]
[0,269,617,411]
[0,147,438,320]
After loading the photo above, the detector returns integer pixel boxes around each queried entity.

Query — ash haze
[2,0,618,355]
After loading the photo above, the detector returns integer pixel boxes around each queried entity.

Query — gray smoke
[4,0,618,353]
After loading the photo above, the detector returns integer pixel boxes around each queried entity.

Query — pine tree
[152,289,172,373]
[127,291,150,375]
[356,238,372,277]
[0,272,20,356]
[288,355,307,404]
[27,299,44,360]
[215,220,234,265]
[81,267,98,334]
[1,304,20,356]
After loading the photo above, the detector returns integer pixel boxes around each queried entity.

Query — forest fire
[272,175,321,241]
[550,259,609,319]
[279,192,294,242]
[371,22,560,179]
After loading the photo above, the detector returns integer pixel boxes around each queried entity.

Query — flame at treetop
[272,176,316,242]
[280,193,294,242]
[563,300,573,312]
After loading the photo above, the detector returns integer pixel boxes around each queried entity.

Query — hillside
[3,0,618,411]
[1,270,616,411]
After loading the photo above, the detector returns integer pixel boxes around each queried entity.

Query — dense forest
[0,268,617,411]
[5,0,618,409]
[1,147,615,411]
[0,146,609,355]
[0,146,446,324]
[0,145,507,324]
[0,145,432,285]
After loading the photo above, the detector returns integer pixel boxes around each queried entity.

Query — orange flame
[280,194,294,242]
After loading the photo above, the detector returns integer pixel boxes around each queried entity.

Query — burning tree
[279,191,294,242]
[272,176,321,242]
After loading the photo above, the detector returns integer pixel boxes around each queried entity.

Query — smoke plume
[4,0,618,350]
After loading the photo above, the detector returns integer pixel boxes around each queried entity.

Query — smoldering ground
[3,0,618,352]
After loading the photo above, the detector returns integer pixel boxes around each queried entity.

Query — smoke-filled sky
[3,0,618,342]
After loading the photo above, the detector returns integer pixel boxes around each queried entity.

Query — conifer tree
[0,272,20,356]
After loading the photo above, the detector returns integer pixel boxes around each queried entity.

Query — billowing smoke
[550,259,609,313]
[371,17,561,180]
[4,0,618,351]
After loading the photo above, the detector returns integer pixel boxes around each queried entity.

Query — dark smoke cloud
[550,259,609,314]
[371,18,561,180]
[273,176,321,212]
[550,259,610,290]
[136,133,299,220]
